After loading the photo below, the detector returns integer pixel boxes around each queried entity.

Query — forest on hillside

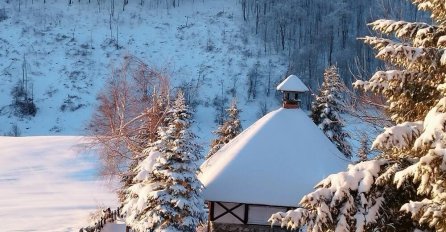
[241,0,427,107]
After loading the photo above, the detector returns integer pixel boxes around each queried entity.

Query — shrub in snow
[60,95,85,112]
[11,86,37,117]
[207,99,242,159]
[311,65,351,158]
[122,91,206,232]
[271,1,446,231]
[0,9,7,22]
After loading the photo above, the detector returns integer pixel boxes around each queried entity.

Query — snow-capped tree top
[311,65,351,158]
[276,74,309,92]
[206,99,242,159]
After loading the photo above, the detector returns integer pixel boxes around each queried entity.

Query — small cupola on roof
[276,75,309,109]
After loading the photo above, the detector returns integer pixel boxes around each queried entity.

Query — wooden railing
[79,207,122,232]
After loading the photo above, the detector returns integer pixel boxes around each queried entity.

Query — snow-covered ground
[0,136,117,231]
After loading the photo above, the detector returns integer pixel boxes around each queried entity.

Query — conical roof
[276,75,309,92]
[199,108,348,207]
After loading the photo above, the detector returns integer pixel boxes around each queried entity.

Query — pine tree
[118,93,168,205]
[357,133,369,162]
[311,65,352,158]
[270,1,446,231]
[122,91,206,232]
[206,99,242,159]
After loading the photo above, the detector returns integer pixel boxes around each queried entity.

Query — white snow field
[0,136,117,232]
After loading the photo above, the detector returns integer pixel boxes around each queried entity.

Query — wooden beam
[211,201,294,209]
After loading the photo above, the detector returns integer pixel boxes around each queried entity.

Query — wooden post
[208,202,214,232]
[209,202,215,221]
[243,204,249,224]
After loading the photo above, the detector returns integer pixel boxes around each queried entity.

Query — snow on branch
[400,197,446,231]
[353,70,421,94]
[362,36,439,70]
[134,150,162,181]
[437,35,446,48]
[377,44,428,66]
[269,160,389,232]
[412,0,446,24]
[394,148,446,194]
[369,20,436,47]
[394,147,446,230]
[414,97,446,150]
[391,97,446,230]
[372,121,423,151]
[361,36,394,50]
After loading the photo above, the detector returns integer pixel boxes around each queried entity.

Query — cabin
[198,75,348,232]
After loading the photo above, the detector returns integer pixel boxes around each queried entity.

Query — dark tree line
[241,0,426,103]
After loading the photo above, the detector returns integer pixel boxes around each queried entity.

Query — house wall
[247,205,287,225]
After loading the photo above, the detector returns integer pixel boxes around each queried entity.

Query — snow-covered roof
[276,75,309,92]
[199,108,348,207]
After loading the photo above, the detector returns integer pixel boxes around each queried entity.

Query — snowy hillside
[0,0,287,146]
[0,136,117,231]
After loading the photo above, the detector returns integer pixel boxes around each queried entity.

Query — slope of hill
[0,0,287,147]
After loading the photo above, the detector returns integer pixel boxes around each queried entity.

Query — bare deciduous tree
[87,55,170,177]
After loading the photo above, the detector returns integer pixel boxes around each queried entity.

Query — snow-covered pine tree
[122,91,206,232]
[118,93,169,205]
[357,133,370,162]
[270,1,446,231]
[311,65,352,158]
[206,99,242,159]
